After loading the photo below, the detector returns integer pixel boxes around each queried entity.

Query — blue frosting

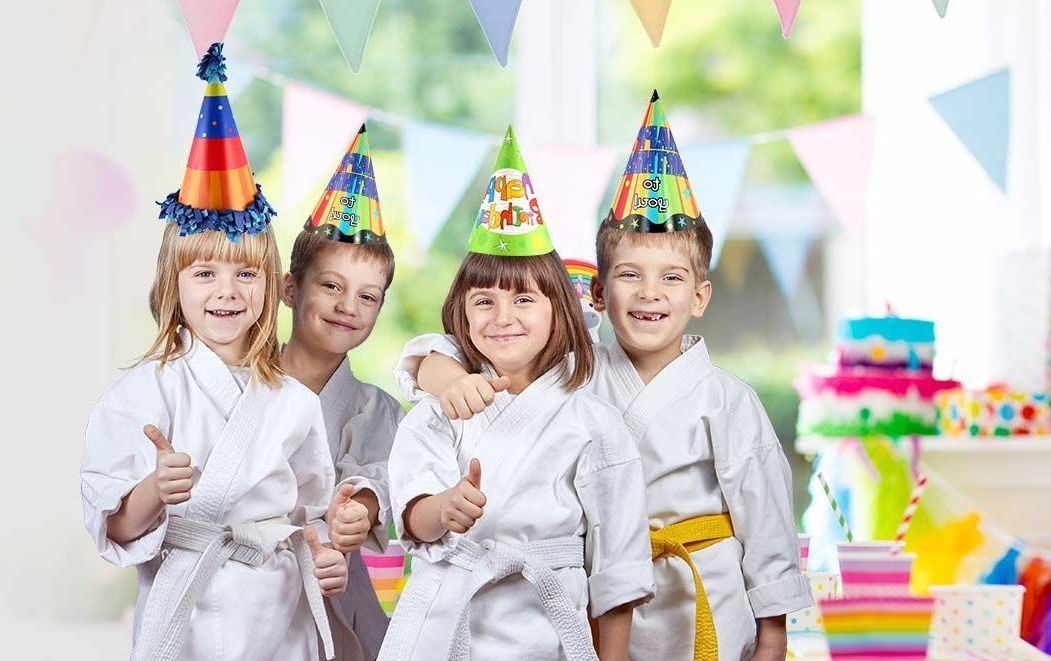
[839,317,935,343]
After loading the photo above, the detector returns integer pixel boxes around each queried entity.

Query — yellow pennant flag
[629,0,674,47]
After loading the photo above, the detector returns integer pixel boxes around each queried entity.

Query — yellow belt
[649,513,734,661]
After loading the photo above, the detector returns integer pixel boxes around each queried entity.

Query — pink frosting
[796,367,961,399]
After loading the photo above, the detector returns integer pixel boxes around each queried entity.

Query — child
[80,44,344,661]
[378,129,654,661]
[397,94,812,661]
[281,124,404,661]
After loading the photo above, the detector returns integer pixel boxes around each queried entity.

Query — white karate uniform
[379,366,655,661]
[394,334,812,661]
[81,332,335,661]
[317,358,403,661]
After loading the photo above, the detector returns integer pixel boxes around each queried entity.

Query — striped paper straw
[817,471,854,542]
[895,474,928,545]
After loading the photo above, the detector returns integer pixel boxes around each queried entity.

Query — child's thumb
[143,425,174,454]
[335,483,356,507]
[466,458,482,489]
[490,376,512,392]
[304,525,324,558]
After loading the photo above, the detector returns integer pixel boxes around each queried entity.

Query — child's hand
[144,424,193,505]
[440,374,510,420]
[751,615,787,661]
[305,525,348,598]
[327,484,371,553]
[438,459,485,533]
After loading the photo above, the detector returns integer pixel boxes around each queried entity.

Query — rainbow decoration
[563,259,597,303]
[158,42,275,241]
[360,525,409,615]
[819,595,934,660]
[303,123,387,244]
[605,90,704,234]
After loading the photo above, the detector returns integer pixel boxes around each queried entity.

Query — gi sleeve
[288,396,336,543]
[392,334,465,402]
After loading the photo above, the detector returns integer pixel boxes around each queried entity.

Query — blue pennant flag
[679,139,751,270]
[930,69,1011,192]
[468,0,523,66]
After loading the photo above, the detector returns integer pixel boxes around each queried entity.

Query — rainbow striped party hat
[158,43,275,241]
[303,124,387,244]
[605,90,704,233]
[467,126,554,257]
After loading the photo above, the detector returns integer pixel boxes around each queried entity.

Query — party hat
[605,90,704,233]
[158,43,275,241]
[467,126,553,256]
[303,124,387,244]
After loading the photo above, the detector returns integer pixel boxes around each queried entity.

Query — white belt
[137,516,334,661]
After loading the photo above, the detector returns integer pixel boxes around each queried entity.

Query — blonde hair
[140,223,284,387]
[440,251,595,391]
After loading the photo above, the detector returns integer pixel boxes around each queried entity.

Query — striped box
[820,595,934,660]
[360,527,409,615]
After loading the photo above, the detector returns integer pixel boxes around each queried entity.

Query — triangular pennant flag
[402,120,493,251]
[715,239,754,292]
[930,69,1011,192]
[932,0,950,18]
[319,0,382,73]
[282,82,369,210]
[468,0,522,66]
[629,0,674,47]
[788,114,876,235]
[525,144,618,261]
[679,139,751,269]
[758,234,812,298]
[772,0,802,38]
[178,0,241,58]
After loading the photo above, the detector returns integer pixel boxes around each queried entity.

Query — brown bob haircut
[440,251,595,391]
[288,230,396,291]
[595,221,714,283]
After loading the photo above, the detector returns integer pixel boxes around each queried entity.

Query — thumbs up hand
[327,483,372,554]
[438,458,486,534]
[305,525,348,598]
[144,424,193,505]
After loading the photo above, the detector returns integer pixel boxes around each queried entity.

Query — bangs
[455,253,562,299]
[170,225,275,272]
[596,222,713,280]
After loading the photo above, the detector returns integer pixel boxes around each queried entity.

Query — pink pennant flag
[282,82,369,210]
[524,144,619,262]
[178,0,241,57]
[772,0,802,39]
[788,114,876,236]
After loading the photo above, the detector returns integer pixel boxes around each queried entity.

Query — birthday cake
[796,316,960,437]
[936,387,1051,437]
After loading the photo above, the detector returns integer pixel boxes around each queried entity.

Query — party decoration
[158,43,275,241]
[932,0,950,19]
[895,474,928,544]
[930,69,1011,192]
[467,126,553,257]
[564,259,601,342]
[403,120,493,251]
[468,0,522,66]
[679,139,751,269]
[788,114,876,236]
[818,471,854,542]
[909,513,984,593]
[178,0,240,58]
[54,149,138,234]
[282,82,368,209]
[629,0,673,47]
[303,124,387,244]
[757,234,812,299]
[606,91,704,234]
[820,595,934,660]
[318,0,383,73]
[772,0,802,39]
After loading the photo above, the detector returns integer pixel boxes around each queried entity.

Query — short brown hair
[595,221,714,283]
[288,230,396,290]
[440,251,595,391]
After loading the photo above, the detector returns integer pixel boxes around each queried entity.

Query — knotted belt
[649,513,735,661]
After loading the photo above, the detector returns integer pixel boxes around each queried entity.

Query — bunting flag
[177,0,241,58]
[402,120,493,251]
[932,0,950,18]
[54,149,139,235]
[772,0,802,38]
[318,0,383,73]
[468,0,522,66]
[788,114,876,236]
[525,144,618,261]
[629,0,674,47]
[758,234,813,299]
[930,69,1011,192]
[715,239,754,292]
[282,82,368,210]
[679,139,751,269]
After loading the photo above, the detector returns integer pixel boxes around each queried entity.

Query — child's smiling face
[178,260,265,363]
[284,249,387,358]
[593,241,711,360]
[465,283,553,380]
